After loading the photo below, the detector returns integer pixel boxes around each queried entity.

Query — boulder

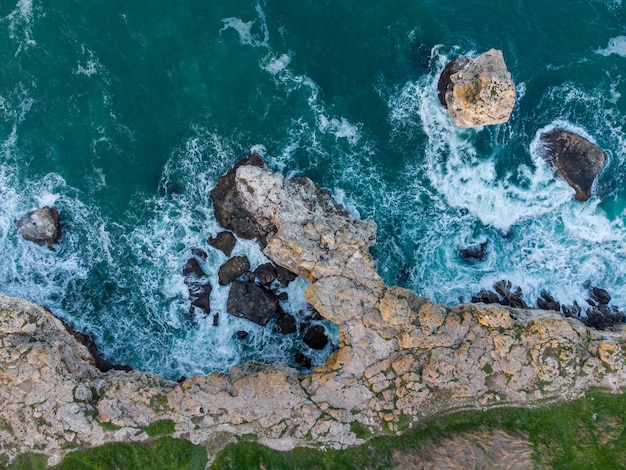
[303,324,329,350]
[17,206,61,247]
[539,130,606,201]
[275,265,298,287]
[210,154,275,246]
[209,231,236,256]
[274,309,297,334]
[253,262,278,287]
[227,280,279,326]
[438,49,515,128]
[458,241,487,261]
[536,292,560,312]
[183,257,212,315]
[218,256,250,285]
[589,286,611,305]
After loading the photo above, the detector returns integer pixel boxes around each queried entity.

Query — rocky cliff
[1,156,626,466]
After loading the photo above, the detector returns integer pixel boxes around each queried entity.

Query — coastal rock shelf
[2,156,626,465]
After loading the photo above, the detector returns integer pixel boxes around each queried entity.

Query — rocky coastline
[2,155,626,466]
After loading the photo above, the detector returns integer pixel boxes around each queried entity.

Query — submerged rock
[209,231,236,256]
[218,255,250,285]
[438,49,515,128]
[17,206,61,247]
[539,129,606,201]
[226,280,279,326]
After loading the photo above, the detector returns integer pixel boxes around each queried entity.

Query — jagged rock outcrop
[17,206,61,247]
[539,129,607,201]
[1,155,626,466]
[438,49,516,128]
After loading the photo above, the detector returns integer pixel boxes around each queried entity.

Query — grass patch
[211,388,626,469]
[52,437,207,470]
[7,453,47,470]
[98,421,120,432]
[143,419,176,437]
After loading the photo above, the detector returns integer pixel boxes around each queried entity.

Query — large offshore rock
[539,129,606,201]
[438,49,515,128]
[17,206,61,247]
[218,255,250,285]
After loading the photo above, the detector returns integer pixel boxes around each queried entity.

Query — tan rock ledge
[1,156,625,466]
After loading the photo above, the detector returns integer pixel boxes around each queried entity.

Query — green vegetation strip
[212,388,626,470]
[6,437,207,470]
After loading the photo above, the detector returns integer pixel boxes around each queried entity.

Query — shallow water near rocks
[0,0,625,380]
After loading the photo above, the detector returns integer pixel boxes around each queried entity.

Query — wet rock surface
[17,206,61,247]
[218,255,250,285]
[539,129,607,201]
[208,231,236,256]
[226,280,279,326]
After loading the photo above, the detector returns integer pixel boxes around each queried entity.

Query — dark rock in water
[183,257,212,315]
[275,309,297,335]
[471,289,500,305]
[210,154,276,247]
[278,292,289,301]
[562,302,582,318]
[294,352,312,370]
[539,130,606,201]
[212,312,219,327]
[209,231,236,257]
[589,286,611,305]
[494,280,528,309]
[61,320,131,373]
[177,376,187,383]
[471,281,528,308]
[303,324,329,350]
[227,280,279,326]
[584,305,625,330]
[218,255,250,286]
[537,291,560,312]
[236,330,249,340]
[437,56,470,107]
[17,206,61,247]
[253,263,278,287]
[458,241,487,261]
[183,258,206,279]
[191,248,208,260]
[275,265,298,287]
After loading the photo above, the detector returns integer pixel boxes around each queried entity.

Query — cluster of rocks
[181,238,332,367]
[3,156,626,467]
[438,50,607,202]
[472,281,624,329]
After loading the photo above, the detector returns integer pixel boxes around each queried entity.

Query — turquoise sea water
[1,0,625,380]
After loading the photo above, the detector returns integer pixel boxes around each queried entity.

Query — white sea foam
[4,0,37,54]
[220,3,269,48]
[596,35,626,57]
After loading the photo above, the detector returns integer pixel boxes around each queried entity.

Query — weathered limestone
[539,129,607,201]
[438,49,516,128]
[1,156,626,466]
[16,206,61,247]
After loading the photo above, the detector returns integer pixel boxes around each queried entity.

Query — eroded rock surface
[17,206,61,247]
[439,49,515,128]
[539,129,607,201]
[1,155,626,466]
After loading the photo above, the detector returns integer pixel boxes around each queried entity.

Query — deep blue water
[1,0,625,379]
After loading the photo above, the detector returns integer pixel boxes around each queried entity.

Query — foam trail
[596,36,626,57]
